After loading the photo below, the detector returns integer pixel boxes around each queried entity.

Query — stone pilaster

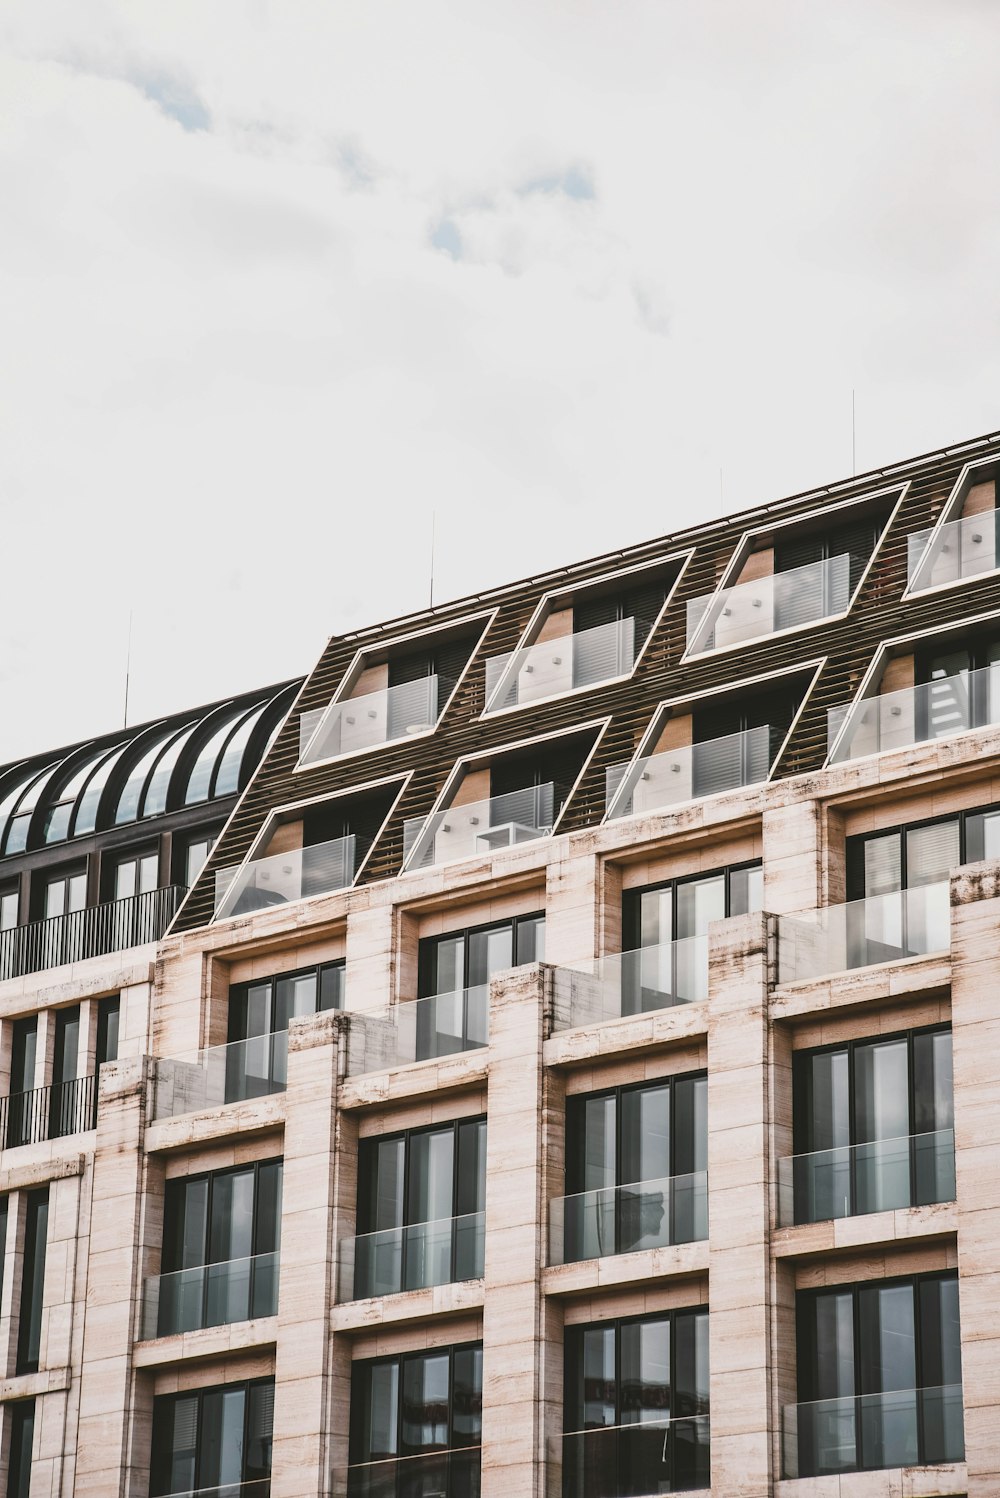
[706,910,772,1495]
[762,798,830,915]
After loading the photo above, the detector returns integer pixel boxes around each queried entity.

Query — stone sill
[772,1201,957,1259]
[339,1051,489,1111]
[0,1141,90,1187]
[0,1365,70,1400]
[542,1239,709,1297]
[775,1461,967,1497]
[770,953,951,1021]
[544,999,708,1070]
[133,1315,277,1368]
[145,1092,285,1154]
[0,949,156,1010]
[330,1277,484,1333]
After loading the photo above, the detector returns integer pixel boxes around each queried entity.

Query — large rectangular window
[348,1342,483,1497]
[150,1378,274,1496]
[563,1308,709,1496]
[415,912,543,1058]
[621,863,762,1010]
[157,1159,282,1336]
[791,1272,963,1477]
[225,959,345,1101]
[16,1188,48,1375]
[353,1118,485,1298]
[6,1401,34,1498]
[790,1028,954,1225]
[563,1075,707,1262]
[6,1017,37,1150]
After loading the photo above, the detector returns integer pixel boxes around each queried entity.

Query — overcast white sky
[1,1,998,763]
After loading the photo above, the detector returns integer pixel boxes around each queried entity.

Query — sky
[1,0,999,763]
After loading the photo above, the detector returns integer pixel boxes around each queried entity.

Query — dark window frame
[150,1375,275,1496]
[357,1116,486,1237]
[845,800,1000,900]
[348,1339,484,1474]
[417,912,545,998]
[227,959,346,1044]
[622,860,762,952]
[162,1156,283,1275]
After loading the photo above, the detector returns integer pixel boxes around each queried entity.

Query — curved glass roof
[0,682,295,859]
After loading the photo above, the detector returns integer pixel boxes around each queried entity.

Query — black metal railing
[0,1073,98,1150]
[0,886,186,982]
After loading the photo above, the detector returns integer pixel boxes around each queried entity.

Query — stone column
[480,965,559,1498]
[544,848,602,966]
[271,1009,345,1497]
[74,1057,148,1498]
[950,862,1000,1495]
[706,910,773,1495]
[762,797,832,915]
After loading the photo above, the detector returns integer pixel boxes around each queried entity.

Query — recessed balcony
[829,662,1000,763]
[549,1171,707,1265]
[908,508,1000,591]
[782,1384,964,1478]
[0,1073,97,1150]
[0,885,185,982]
[338,1210,485,1301]
[606,726,770,819]
[346,1447,481,1498]
[140,1251,279,1340]
[551,937,708,1030]
[484,616,636,712]
[152,1032,288,1121]
[558,1415,711,1497]
[348,987,489,1076]
[299,675,440,764]
[403,782,554,871]
[777,1128,955,1228]
[214,834,356,920]
[686,551,851,655]
[777,884,950,984]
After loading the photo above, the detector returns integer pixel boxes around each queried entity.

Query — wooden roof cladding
[174,430,1000,933]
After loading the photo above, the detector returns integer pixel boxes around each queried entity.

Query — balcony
[558,1415,710,1497]
[141,1251,279,1340]
[606,726,770,819]
[828,662,1000,764]
[0,886,185,982]
[403,783,554,871]
[214,834,356,920]
[152,1032,288,1121]
[299,675,440,764]
[0,1073,97,1150]
[348,988,489,1076]
[338,1211,485,1301]
[782,1384,964,1478]
[484,617,636,712]
[777,884,950,984]
[777,1129,955,1227]
[157,1485,270,1498]
[686,552,850,654]
[908,509,1000,592]
[549,1172,707,1266]
[552,937,708,1030]
[346,1447,481,1498]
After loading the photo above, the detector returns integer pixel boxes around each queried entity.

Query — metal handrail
[0,1072,98,1150]
[0,885,186,982]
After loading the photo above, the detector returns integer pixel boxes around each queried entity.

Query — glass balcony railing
[908,509,1000,592]
[782,1384,964,1479]
[686,551,851,654]
[484,617,636,712]
[347,987,489,1076]
[338,1210,485,1301]
[346,1447,481,1498]
[777,884,950,984]
[156,1484,270,1498]
[549,1172,707,1266]
[828,662,1000,763]
[214,834,356,920]
[141,1251,279,1340]
[299,675,440,764]
[403,783,554,871]
[777,1129,955,1228]
[152,1032,288,1120]
[559,1414,710,1498]
[606,726,771,818]
[551,937,708,1031]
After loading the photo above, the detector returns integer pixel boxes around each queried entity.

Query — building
[2,431,1000,1498]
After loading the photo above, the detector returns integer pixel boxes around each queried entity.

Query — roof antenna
[852,388,857,475]
[123,609,133,729]
[719,467,724,513]
[429,510,437,608]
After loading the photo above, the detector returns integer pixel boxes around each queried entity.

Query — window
[150,1378,274,1496]
[0,1197,8,1306]
[181,831,217,890]
[49,1005,82,1139]
[772,515,878,628]
[96,996,120,1068]
[226,959,344,1098]
[6,1401,34,1498]
[793,1273,963,1477]
[690,690,795,795]
[914,635,1000,740]
[6,1017,37,1149]
[621,862,762,1010]
[564,1075,707,1263]
[791,1028,954,1224]
[564,1309,709,1496]
[158,1160,282,1336]
[110,849,158,902]
[415,913,543,1058]
[1,885,18,931]
[354,1118,485,1298]
[17,1189,48,1375]
[348,1343,482,1497]
[40,867,86,922]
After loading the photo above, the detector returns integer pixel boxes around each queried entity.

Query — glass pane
[467,924,513,988]
[366,1138,405,1234]
[452,1345,484,1447]
[185,838,212,888]
[319,963,345,1011]
[810,1291,856,1401]
[246,1381,275,1481]
[636,887,672,948]
[730,863,764,916]
[141,724,196,819]
[863,833,902,897]
[456,1120,486,1217]
[858,1283,916,1393]
[620,1317,670,1424]
[620,1085,669,1184]
[675,875,725,939]
[913,1031,953,1132]
[139,853,158,894]
[515,914,545,964]
[578,1095,616,1193]
[401,1351,450,1454]
[919,1275,962,1388]
[906,820,960,889]
[275,972,318,1028]
[575,1324,616,1428]
[854,1040,911,1214]
[427,936,463,997]
[364,1361,399,1462]
[209,1169,255,1263]
[0,889,18,930]
[199,1386,247,1486]
[115,861,137,901]
[407,1130,454,1224]
[255,1161,283,1256]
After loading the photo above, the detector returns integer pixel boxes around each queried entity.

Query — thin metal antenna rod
[852,389,856,475]
[123,610,133,729]
[719,467,724,512]
[429,511,437,608]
